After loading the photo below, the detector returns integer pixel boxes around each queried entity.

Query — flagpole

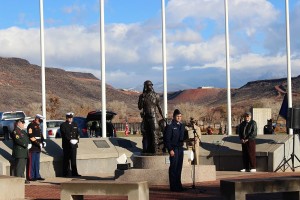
[224,0,232,135]
[285,0,293,135]
[161,0,168,119]
[39,0,47,139]
[100,0,107,137]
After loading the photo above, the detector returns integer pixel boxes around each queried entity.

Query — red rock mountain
[0,57,299,122]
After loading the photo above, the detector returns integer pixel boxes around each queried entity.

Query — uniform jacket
[238,120,257,140]
[27,121,44,152]
[60,121,80,149]
[164,120,185,152]
[12,126,30,158]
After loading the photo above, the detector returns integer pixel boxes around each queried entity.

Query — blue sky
[0,0,300,91]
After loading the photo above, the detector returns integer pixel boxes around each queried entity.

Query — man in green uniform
[11,118,31,184]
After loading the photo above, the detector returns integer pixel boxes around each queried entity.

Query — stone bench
[60,180,149,200]
[0,175,24,200]
[220,177,300,200]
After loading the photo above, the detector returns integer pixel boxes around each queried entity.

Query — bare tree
[46,95,61,119]
[175,103,206,122]
[107,100,128,122]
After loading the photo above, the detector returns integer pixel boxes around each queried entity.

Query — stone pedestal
[115,154,216,185]
[0,175,24,199]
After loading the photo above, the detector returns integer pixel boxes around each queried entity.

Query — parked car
[73,117,89,138]
[45,120,64,139]
[0,111,31,139]
[86,110,117,137]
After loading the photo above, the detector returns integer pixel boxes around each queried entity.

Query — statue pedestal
[115,154,216,186]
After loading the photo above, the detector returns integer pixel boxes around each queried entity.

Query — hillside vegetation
[1,57,299,125]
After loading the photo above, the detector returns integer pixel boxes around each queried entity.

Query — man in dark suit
[60,112,81,177]
[238,112,257,172]
[11,118,31,184]
[164,109,185,192]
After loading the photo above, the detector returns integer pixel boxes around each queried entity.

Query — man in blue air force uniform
[164,109,185,192]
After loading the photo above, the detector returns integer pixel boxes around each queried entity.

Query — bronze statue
[138,80,165,154]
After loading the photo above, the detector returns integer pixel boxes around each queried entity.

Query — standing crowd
[11,112,80,184]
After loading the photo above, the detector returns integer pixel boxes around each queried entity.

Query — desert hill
[0,56,299,123]
[0,57,139,120]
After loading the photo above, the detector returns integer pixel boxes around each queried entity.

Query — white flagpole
[39,0,47,139]
[224,0,232,135]
[285,0,293,135]
[100,0,107,137]
[161,0,168,119]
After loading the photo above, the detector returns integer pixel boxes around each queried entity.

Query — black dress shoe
[29,178,37,181]
[171,188,186,192]
[37,177,45,181]
[180,187,188,191]
[25,180,30,184]
[72,174,81,177]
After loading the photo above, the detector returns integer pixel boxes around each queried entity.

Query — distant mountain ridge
[0,56,299,121]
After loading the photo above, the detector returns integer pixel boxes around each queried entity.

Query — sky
[0,0,300,91]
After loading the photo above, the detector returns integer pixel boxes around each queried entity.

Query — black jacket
[238,120,257,140]
[27,121,44,152]
[60,121,79,149]
[164,120,185,152]
[12,127,30,158]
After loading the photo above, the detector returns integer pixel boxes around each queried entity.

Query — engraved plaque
[93,140,110,148]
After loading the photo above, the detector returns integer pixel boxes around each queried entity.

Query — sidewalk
[25,171,300,200]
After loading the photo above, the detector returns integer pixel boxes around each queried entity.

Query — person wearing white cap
[27,114,46,181]
[60,112,81,177]
[238,112,257,173]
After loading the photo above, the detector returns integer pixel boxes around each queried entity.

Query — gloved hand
[70,139,78,145]
[43,141,47,148]
[27,143,32,149]
[40,143,43,149]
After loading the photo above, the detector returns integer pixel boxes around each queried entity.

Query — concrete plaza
[24,171,300,200]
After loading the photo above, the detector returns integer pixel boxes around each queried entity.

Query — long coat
[11,126,30,158]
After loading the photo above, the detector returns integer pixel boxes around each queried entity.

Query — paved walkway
[25,171,300,200]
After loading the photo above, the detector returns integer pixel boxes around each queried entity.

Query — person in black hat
[263,119,274,134]
[11,118,31,184]
[27,114,46,181]
[164,109,185,192]
[60,112,81,177]
[238,112,257,172]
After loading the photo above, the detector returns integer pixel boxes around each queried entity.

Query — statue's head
[143,80,153,92]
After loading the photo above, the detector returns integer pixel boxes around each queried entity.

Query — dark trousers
[27,151,41,179]
[14,158,27,178]
[242,139,256,170]
[63,147,78,176]
[169,147,184,191]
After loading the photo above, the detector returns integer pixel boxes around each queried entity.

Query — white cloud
[62,4,87,14]
[0,0,299,89]
[152,65,174,71]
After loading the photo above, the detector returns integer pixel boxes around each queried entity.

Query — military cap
[66,112,74,118]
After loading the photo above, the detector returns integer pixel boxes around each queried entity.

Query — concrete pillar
[252,108,272,135]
